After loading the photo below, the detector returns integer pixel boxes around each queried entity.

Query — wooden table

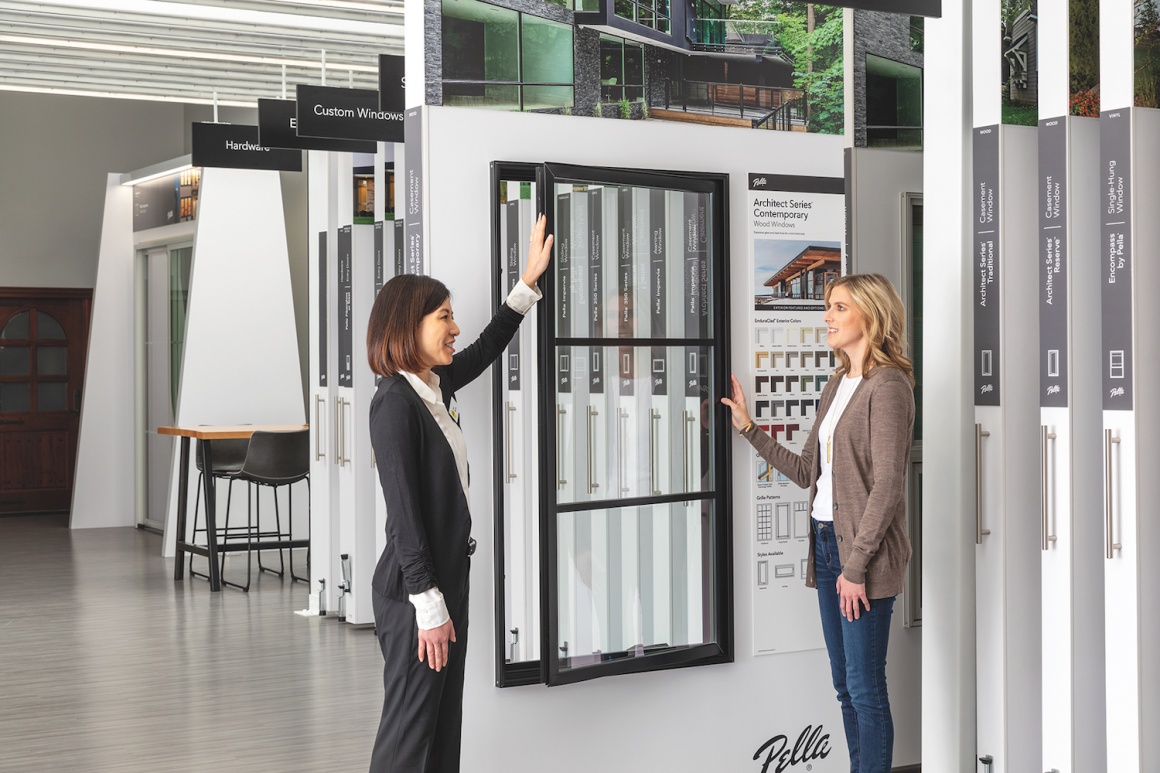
[158,424,309,592]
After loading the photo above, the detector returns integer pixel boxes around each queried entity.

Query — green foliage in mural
[727,1,844,134]
[1136,0,1160,107]
[1069,0,1099,116]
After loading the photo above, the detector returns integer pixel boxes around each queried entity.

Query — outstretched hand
[522,214,554,288]
[719,373,753,430]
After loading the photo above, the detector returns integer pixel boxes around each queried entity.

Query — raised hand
[719,373,753,430]
[522,214,554,288]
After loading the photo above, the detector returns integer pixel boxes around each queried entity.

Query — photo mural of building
[1001,0,1038,125]
[427,0,922,140]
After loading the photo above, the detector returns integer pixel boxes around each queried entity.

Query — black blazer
[369,303,525,622]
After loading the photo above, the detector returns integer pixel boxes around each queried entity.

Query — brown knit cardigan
[740,366,915,598]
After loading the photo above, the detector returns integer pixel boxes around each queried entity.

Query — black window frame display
[491,161,733,688]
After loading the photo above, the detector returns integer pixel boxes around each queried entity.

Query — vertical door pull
[1041,425,1057,550]
[1105,429,1122,559]
[504,403,517,481]
[314,396,326,461]
[617,409,630,494]
[975,423,991,544]
[333,395,341,467]
[556,405,568,489]
[683,410,696,503]
[586,406,599,494]
[649,409,661,496]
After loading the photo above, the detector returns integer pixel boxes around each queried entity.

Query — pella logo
[753,724,832,773]
[753,176,768,188]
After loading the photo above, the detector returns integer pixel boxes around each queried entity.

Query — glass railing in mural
[692,19,781,52]
[664,80,804,131]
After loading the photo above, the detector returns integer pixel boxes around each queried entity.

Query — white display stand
[971,8,1043,765]
[1099,4,1160,768]
[1036,8,1107,772]
[307,145,396,624]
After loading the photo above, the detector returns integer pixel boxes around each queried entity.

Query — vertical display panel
[337,225,353,388]
[318,231,328,388]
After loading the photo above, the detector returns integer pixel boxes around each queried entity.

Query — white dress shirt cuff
[505,279,543,315]
[408,587,451,630]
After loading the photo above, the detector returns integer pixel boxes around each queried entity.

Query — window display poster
[338,225,353,388]
[748,173,846,656]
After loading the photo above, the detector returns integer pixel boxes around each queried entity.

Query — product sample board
[747,173,845,656]
[492,163,732,687]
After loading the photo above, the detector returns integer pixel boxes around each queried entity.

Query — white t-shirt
[811,374,862,523]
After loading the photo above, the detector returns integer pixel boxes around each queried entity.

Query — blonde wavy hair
[825,273,915,387]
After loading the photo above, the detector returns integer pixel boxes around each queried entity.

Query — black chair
[228,429,310,590]
[188,437,250,583]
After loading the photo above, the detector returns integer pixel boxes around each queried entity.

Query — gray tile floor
[0,515,382,772]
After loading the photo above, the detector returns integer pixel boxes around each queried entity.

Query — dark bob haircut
[366,274,451,377]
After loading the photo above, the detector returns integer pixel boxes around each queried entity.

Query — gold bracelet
[740,421,753,435]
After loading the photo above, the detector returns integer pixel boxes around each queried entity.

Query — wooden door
[0,289,91,513]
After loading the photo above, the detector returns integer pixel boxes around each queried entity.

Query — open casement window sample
[492,162,733,688]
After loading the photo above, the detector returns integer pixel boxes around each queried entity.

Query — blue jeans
[813,518,895,773]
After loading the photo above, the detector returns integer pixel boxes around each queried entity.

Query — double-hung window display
[441,0,574,112]
[493,162,732,687]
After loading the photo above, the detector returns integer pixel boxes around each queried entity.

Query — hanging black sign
[257,99,376,153]
[1038,117,1068,408]
[1100,109,1133,411]
[973,125,1001,407]
[190,123,302,171]
[296,85,404,143]
[378,54,406,114]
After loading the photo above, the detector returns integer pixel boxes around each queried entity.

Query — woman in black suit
[365,216,552,773]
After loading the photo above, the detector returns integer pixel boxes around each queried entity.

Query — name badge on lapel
[448,397,461,427]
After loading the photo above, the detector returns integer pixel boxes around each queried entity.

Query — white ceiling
[0,0,405,106]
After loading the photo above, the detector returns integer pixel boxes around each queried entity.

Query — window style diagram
[492,162,732,687]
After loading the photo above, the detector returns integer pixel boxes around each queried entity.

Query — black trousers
[369,589,469,773]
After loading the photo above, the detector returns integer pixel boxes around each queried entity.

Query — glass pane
[624,44,644,88]
[614,0,634,22]
[499,178,543,665]
[574,0,599,11]
[0,383,30,412]
[555,346,714,505]
[37,346,67,376]
[1,311,29,340]
[522,85,573,111]
[170,246,193,415]
[521,15,573,84]
[556,501,714,672]
[553,183,712,340]
[0,346,30,376]
[443,82,521,110]
[35,312,65,340]
[37,382,67,412]
[441,0,519,82]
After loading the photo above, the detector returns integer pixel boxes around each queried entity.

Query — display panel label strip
[1038,117,1068,407]
[973,125,1001,406]
[1100,109,1133,410]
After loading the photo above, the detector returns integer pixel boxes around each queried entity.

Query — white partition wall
[1099,2,1160,769]
[71,176,135,529]
[1036,5,1107,772]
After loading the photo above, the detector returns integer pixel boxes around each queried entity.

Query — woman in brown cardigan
[722,273,915,773]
